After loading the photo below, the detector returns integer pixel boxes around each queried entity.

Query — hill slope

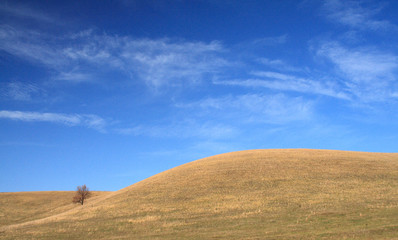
[1,149,398,239]
[0,191,110,227]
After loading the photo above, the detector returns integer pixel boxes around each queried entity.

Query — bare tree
[73,184,91,205]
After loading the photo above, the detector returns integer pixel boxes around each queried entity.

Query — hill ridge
[1,149,398,239]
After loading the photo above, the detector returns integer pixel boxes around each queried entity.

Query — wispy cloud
[1,81,44,101]
[117,93,313,140]
[257,58,302,72]
[0,3,55,23]
[178,94,313,124]
[322,0,396,31]
[251,35,288,46]
[118,93,313,139]
[0,25,68,69]
[120,38,228,88]
[0,24,228,88]
[0,110,106,131]
[2,1,396,107]
[55,71,94,83]
[214,71,350,100]
[116,121,237,139]
[317,41,398,101]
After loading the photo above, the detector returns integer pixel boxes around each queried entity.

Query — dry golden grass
[0,191,110,227]
[1,149,397,239]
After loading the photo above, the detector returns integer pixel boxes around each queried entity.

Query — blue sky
[1,0,398,192]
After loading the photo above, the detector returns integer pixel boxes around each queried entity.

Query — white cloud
[0,3,55,23]
[251,35,288,46]
[318,42,398,83]
[178,94,313,124]
[117,38,228,89]
[1,81,43,101]
[322,0,396,31]
[118,93,313,140]
[0,25,228,88]
[55,71,94,83]
[317,42,398,100]
[0,25,67,68]
[214,71,350,100]
[258,58,302,72]
[116,121,237,139]
[259,58,285,66]
[0,110,106,131]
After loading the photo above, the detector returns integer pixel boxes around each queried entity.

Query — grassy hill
[1,149,398,239]
[0,191,110,227]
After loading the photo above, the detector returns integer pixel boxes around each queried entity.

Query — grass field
[1,149,397,239]
[0,191,110,227]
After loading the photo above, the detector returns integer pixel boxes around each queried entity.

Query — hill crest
[1,149,398,239]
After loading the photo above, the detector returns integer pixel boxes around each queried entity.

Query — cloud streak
[2,3,396,105]
[322,0,396,31]
[257,58,302,72]
[0,25,66,68]
[178,94,313,124]
[117,121,237,139]
[1,81,44,101]
[0,25,228,89]
[215,71,350,100]
[0,110,106,131]
[317,41,398,101]
[121,38,228,88]
[118,93,313,140]
[251,35,288,46]
[0,3,55,23]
